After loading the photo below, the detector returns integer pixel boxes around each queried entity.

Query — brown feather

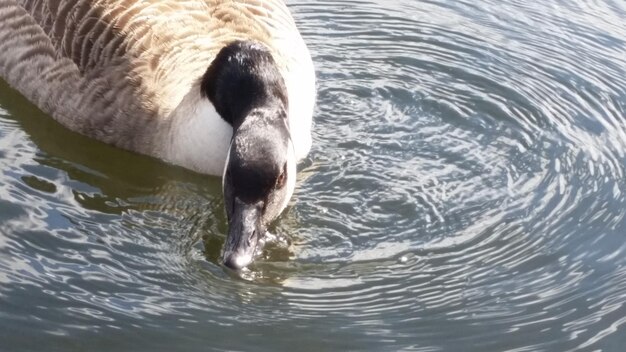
[0,0,315,170]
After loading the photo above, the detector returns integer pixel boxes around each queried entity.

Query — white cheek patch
[277,118,298,213]
[279,137,298,213]
[222,140,233,192]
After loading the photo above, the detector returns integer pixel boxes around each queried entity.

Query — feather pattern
[0,0,315,174]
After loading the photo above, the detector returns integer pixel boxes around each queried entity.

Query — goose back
[0,0,315,173]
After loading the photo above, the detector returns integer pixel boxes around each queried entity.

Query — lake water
[1,0,626,351]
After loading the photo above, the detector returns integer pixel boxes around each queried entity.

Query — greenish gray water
[1,0,626,351]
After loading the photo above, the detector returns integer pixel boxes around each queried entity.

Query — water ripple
[0,0,626,350]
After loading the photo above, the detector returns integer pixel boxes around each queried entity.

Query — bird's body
[0,0,316,269]
[0,0,315,174]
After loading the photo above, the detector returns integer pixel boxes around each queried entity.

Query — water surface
[1,0,626,351]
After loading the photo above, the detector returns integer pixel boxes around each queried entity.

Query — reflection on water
[1,0,626,350]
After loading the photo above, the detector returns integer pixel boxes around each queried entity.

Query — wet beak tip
[223,253,253,270]
[234,254,252,268]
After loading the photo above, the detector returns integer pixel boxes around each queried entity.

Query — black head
[201,41,288,128]
[201,41,296,269]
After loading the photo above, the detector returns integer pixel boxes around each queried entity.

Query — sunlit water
[1,0,626,351]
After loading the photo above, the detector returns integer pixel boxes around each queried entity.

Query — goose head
[202,41,297,269]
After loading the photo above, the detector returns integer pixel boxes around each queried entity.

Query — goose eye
[276,163,287,189]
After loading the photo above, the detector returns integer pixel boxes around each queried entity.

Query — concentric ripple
[1,0,626,351]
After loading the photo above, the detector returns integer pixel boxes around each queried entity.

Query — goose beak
[222,198,262,270]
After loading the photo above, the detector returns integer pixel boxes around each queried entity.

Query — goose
[0,0,316,269]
